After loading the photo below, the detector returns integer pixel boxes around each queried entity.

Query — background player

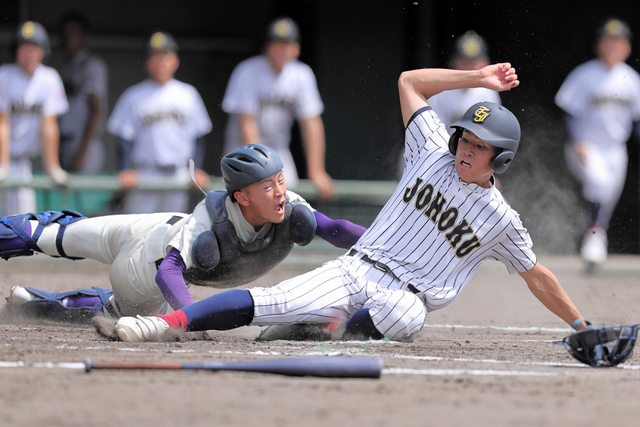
[555,18,640,269]
[107,30,212,214]
[427,30,501,134]
[0,21,69,216]
[404,30,505,190]
[57,11,108,173]
[221,17,333,198]
[2,144,365,323]
[111,63,591,344]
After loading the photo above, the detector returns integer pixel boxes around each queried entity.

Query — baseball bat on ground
[84,356,382,378]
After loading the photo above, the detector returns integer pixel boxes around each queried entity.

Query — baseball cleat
[116,315,170,342]
[580,226,607,264]
[5,286,35,307]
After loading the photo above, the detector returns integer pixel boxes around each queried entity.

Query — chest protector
[183,190,316,288]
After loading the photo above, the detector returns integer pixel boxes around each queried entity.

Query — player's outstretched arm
[313,211,366,249]
[155,248,195,310]
[519,262,588,330]
[398,63,519,127]
[41,115,69,186]
[0,113,9,181]
[300,116,333,199]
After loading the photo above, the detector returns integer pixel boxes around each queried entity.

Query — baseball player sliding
[1,144,365,323]
[110,63,592,343]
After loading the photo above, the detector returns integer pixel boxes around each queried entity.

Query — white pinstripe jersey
[351,107,537,311]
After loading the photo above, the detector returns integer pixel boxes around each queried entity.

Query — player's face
[235,170,287,229]
[454,130,497,188]
[62,22,86,56]
[597,37,631,67]
[146,51,179,84]
[452,57,489,71]
[266,41,300,73]
[16,42,44,75]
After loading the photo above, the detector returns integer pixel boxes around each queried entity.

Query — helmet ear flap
[448,128,462,155]
[490,150,515,174]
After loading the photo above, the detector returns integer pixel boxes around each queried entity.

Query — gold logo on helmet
[274,20,293,38]
[605,19,624,37]
[21,21,36,39]
[150,32,167,49]
[462,38,481,58]
[473,106,491,123]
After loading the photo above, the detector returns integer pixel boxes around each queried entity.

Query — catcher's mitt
[563,323,640,367]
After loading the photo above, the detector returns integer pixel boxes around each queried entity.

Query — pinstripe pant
[249,253,428,341]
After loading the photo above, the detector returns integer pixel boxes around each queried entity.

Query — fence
[1,174,397,226]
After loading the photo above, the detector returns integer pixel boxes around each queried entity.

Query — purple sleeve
[155,248,195,310]
[313,211,366,249]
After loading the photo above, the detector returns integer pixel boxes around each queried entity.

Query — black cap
[453,30,488,60]
[597,18,632,41]
[146,30,179,54]
[266,17,300,43]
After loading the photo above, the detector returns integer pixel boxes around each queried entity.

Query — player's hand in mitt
[563,322,639,367]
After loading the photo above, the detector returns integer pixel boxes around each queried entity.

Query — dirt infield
[1,248,640,427]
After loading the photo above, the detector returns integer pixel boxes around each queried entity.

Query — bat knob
[84,357,96,373]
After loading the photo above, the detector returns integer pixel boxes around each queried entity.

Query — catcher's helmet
[221,144,284,200]
[13,21,50,57]
[563,324,640,368]
[448,101,521,174]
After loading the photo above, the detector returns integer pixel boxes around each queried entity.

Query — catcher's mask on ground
[563,324,640,367]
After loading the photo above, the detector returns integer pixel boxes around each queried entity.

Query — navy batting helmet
[13,21,50,57]
[453,30,489,61]
[448,101,521,174]
[596,17,632,41]
[266,17,300,44]
[146,30,179,55]
[221,144,284,200]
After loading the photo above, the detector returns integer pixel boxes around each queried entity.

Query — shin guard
[0,210,87,260]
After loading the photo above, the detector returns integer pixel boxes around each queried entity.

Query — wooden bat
[84,356,382,378]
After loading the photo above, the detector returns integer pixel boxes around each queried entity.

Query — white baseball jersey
[29,190,311,315]
[58,48,108,173]
[248,107,537,341]
[555,59,640,226]
[107,78,212,213]
[0,63,68,159]
[0,63,68,215]
[221,55,324,187]
[108,78,212,169]
[428,88,501,135]
[555,59,640,148]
